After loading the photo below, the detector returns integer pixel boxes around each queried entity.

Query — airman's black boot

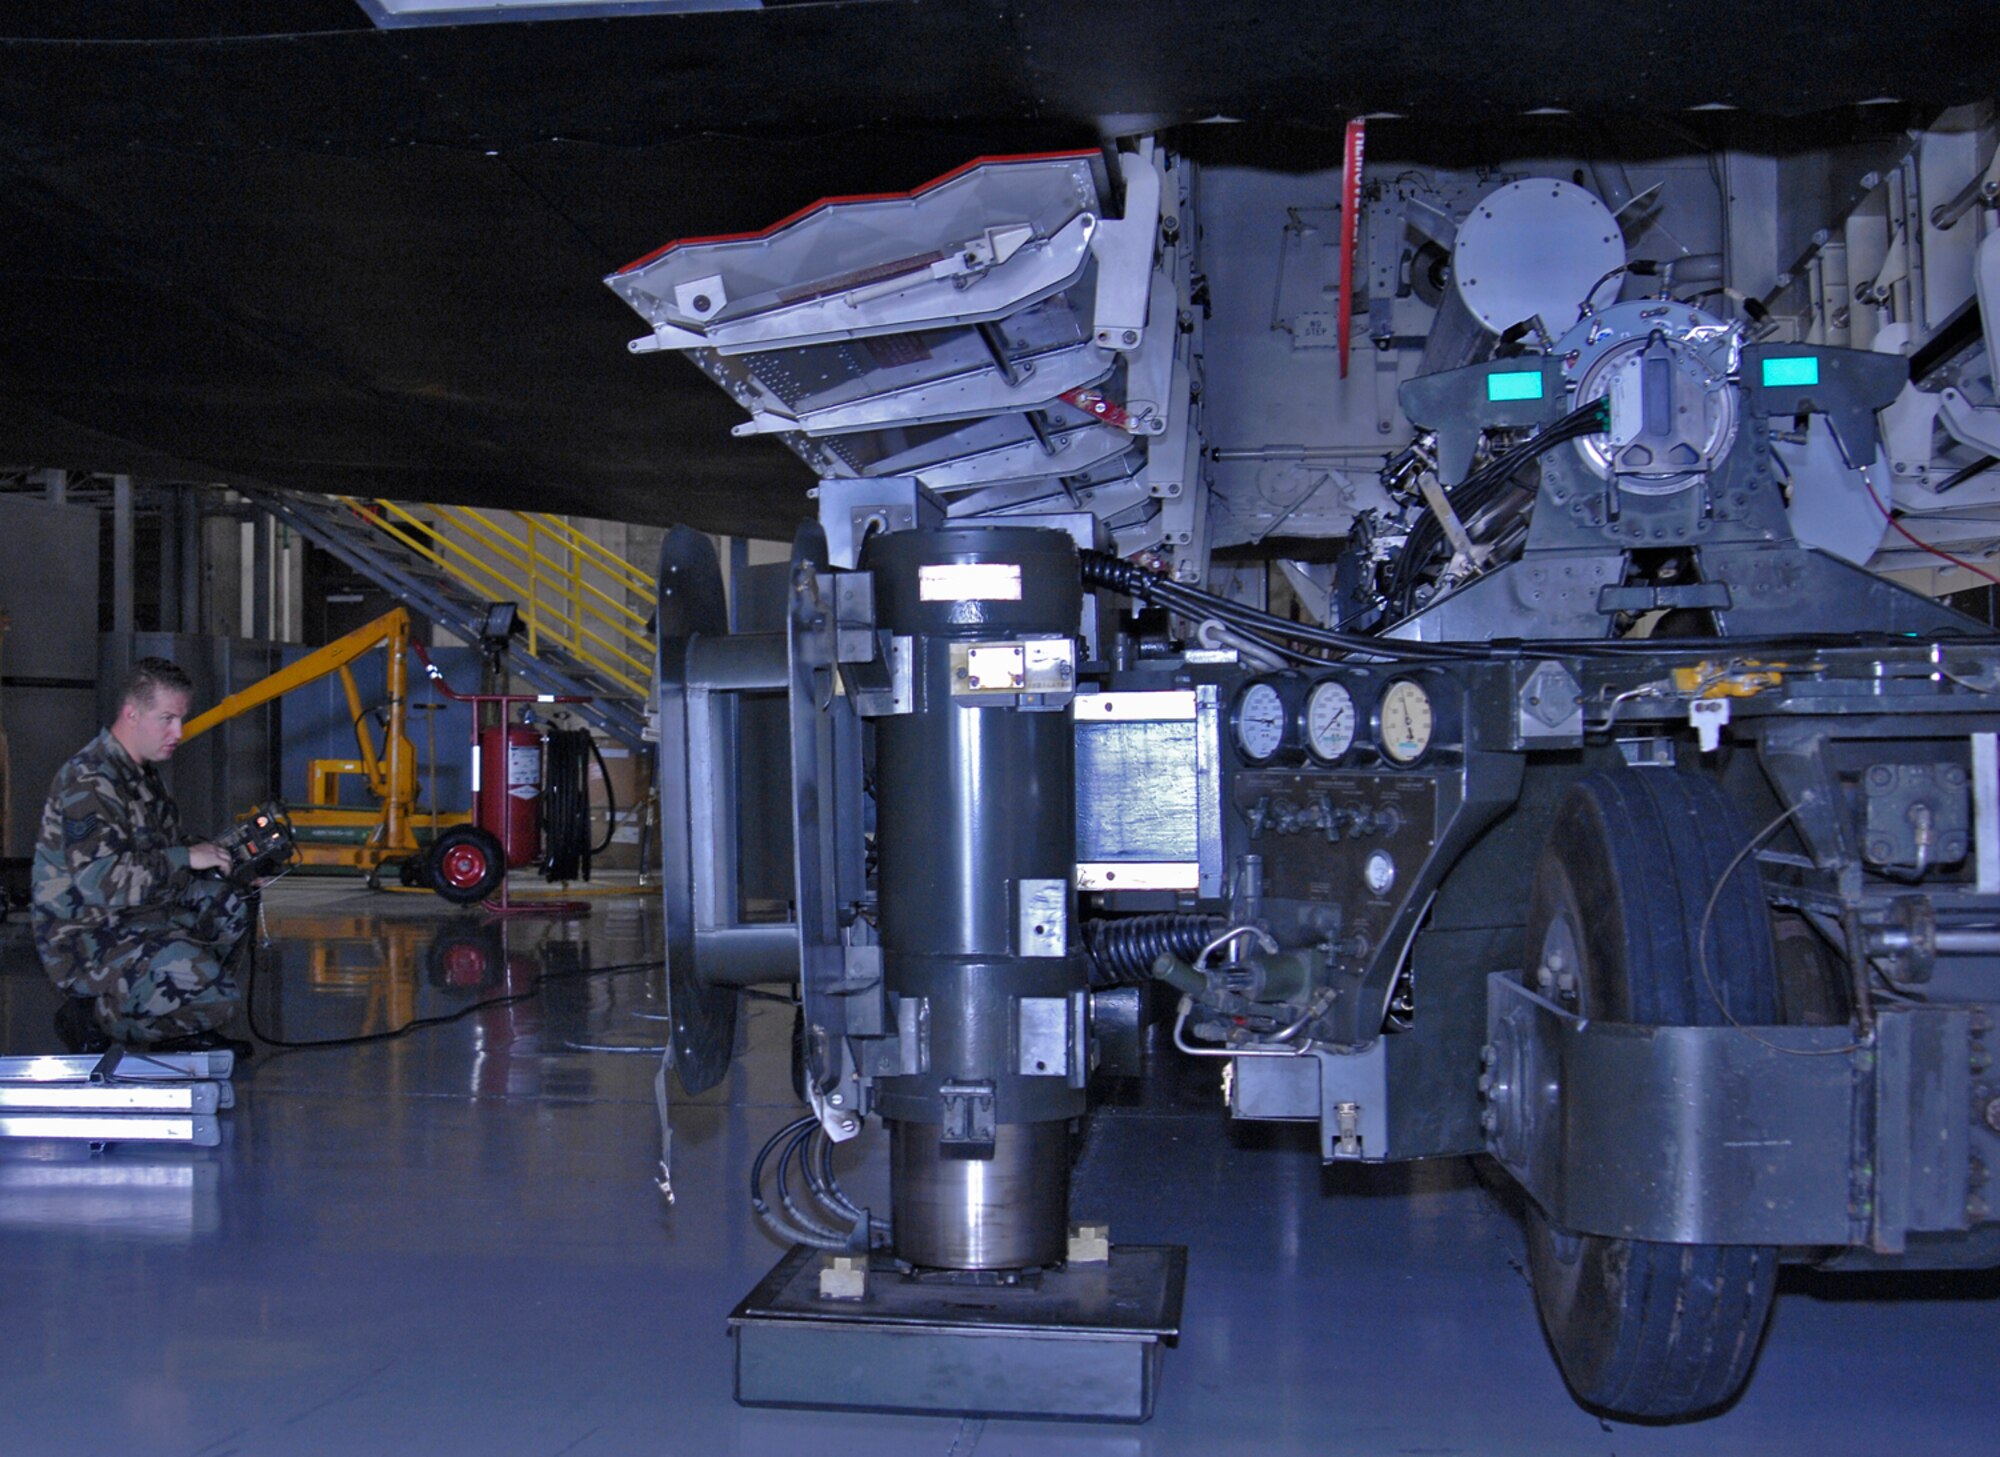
[53,996,111,1055]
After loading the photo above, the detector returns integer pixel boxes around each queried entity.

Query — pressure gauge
[1304,679,1357,763]
[1378,679,1435,765]
[1364,849,1397,897]
[1231,680,1288,764]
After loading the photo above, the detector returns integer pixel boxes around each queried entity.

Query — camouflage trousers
[70,879,255,1043]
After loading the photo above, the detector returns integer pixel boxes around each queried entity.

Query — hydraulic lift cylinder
[863,527,1087,1269]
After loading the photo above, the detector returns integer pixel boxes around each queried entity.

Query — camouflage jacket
[32,728,197,984]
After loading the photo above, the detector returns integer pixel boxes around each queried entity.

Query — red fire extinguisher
[411,641,593,909]
[476,722,542,869]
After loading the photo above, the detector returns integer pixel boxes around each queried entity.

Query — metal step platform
[729,1241,1186,1423]
[0,1047,236,1148]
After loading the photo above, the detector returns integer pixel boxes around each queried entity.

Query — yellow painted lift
[182,607,466,875]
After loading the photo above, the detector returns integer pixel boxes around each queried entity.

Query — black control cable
[242,933,658,1051]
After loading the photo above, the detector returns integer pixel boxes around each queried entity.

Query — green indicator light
[1486,369,1544,402]
[1761,356,1820,388]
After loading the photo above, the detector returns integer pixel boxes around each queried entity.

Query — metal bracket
[1090,145,1163,352]
[1513,660,1584,748]
[1484,975,1856,1243]
[938,1078,998,1159]
[1938,385,2000,458]
[815,477,947,569]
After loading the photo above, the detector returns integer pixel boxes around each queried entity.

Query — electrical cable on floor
[242,934,662,1051]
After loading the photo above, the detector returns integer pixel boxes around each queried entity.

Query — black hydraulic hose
[586,734,617,857]
[815,1129,869,1225]
[1389,407,1605,588]
[1085,555,1491,660]
[540,729,595,883]
[1933,454,1996,496]
[750,1115,849,1251]
[1171,579,1480,659]
[1084,914,1229,988]
[1383,399,1610,619]
[1086,548,2000,661]
[776,1122,848,1244]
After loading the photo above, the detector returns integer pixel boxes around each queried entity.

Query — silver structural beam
[180,489,204,635]
[112,473,134,635]
[158,485,180,634]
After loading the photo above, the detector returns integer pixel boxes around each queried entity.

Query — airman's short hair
[120,657,194,710]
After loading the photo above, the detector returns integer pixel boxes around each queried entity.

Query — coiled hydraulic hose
[541,728,615,883]
[1083,914,1229,988]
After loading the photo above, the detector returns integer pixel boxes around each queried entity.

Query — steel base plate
[729,1242,1187,1422]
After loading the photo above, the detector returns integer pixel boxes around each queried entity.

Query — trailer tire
[1521,767,1781,1421]
[429,825,507,905]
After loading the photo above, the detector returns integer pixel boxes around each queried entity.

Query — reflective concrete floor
[1,876,1995,1457]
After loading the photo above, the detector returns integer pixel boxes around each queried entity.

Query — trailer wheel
[1520,768,1781,1421]
[429,825,507,905]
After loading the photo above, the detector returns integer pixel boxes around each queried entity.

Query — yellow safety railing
[335,498,655,698]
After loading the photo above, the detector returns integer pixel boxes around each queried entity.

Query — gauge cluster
[1227,670,1448,769]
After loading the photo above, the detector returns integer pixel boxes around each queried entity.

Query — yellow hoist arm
[182,607,412,742]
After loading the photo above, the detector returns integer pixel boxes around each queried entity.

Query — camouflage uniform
[31,728,252,1043]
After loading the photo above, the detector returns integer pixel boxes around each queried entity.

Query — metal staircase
[237,487,653,749]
